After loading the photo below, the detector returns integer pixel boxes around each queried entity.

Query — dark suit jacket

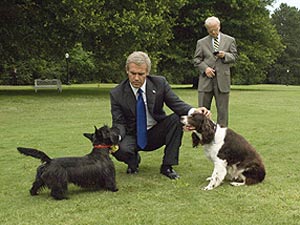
[110,75,192,138]
[193,32,238,93]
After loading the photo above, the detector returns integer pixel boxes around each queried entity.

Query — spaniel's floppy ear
[200,117,215,144]
[193,113,206,132]
[192,132,201,147]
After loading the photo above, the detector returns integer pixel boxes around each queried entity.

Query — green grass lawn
[1,84,300,225]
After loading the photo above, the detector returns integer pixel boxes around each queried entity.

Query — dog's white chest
[203,126,227,161]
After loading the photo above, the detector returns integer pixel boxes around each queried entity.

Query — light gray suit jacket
[193,32,238,93]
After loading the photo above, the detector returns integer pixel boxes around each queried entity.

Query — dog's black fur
[17,125,119,200]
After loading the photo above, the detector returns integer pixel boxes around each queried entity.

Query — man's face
[127,63,148,88]
[206,22,220,38]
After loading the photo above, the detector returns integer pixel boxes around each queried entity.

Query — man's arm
[110,92,126,139]
[193,40,209,75]
[222,37,238,64]
[162,78,193,116]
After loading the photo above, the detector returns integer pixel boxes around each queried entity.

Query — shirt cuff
[188,108,195,116]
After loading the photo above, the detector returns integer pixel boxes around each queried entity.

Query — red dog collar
[93,145,112,149]
[93,145,119,153]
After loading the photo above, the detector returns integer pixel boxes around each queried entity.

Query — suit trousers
[112,113,183,168]
[198,76,229,127]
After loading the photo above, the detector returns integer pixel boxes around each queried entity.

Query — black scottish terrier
[17,125,119,200]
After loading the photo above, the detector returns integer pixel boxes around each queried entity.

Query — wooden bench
[34,79,62,93]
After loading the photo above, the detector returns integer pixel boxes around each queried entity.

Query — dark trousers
[112,113,183,168]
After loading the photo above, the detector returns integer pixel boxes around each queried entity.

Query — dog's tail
[17,147,52,163]
[244,163,266,185]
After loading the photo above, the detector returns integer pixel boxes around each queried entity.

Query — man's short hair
[126,51,151,74]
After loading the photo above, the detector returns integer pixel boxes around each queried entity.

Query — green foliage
[1,84,300,224]
[86,0,186,82]
[160,0,284,85]
[3,0,300,85]
[0,45,98,85]
[231,52,256,84]
[68,43,97,83]
[0,0,78,62]
[0,58,65,85]
[269,4,300,85]
[157,0,211,83]
[1,0,186,84]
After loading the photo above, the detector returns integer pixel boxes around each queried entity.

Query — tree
[0,0,82,62]
[0,0,286,85]
[268,4,300,85]
[0,0,186,84]
[82,0,187,82]
[158,0,284,84]
[0,0,89,84]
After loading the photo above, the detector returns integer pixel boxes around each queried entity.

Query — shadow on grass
[0,86,112,97]
[168,85,293,92]
[24,187,114,200]
[231,87,277,92]
[1,84,296,97]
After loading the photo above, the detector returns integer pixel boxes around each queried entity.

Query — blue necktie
[136,88,147,149]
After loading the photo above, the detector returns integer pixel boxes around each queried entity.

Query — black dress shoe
[127,166,139,174]
[160,165,180,179]
[126,153,141,174]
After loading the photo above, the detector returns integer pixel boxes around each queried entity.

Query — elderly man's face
[127,63,148,88]
[206,22,220,38]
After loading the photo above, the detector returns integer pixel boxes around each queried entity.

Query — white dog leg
[230,181,246,186]
[203,159,227,190]
[230,174,246,186]
[206,177,212,181]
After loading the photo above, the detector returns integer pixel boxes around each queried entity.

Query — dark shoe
[160,165,180,179]
[126,166,139,174]
[126,153,141,174]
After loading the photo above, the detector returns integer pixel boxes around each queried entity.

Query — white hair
[205,16,220,27]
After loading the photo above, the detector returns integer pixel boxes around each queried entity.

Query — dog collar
[94,145,111,149]
[93,145,119,153]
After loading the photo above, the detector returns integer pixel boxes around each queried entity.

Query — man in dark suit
[194,16,238,127]
[110,51,210,179]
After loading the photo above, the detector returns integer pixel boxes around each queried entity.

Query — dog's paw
[202,185,214,191]
[53,196,69,200]
[230,181,245,187]
[30,190,38,196]
[112,188,118,192]
[206,176,212,181]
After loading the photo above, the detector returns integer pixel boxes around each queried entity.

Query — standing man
[193,16,238,127]
[110,51,210,179]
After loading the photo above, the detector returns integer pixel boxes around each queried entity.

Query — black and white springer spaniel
[181,113,266,190]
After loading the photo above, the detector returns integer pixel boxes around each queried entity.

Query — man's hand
[194,107,211,118]
[205,67,215,78]
[215,51,225,58]
[182,107,212,131]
